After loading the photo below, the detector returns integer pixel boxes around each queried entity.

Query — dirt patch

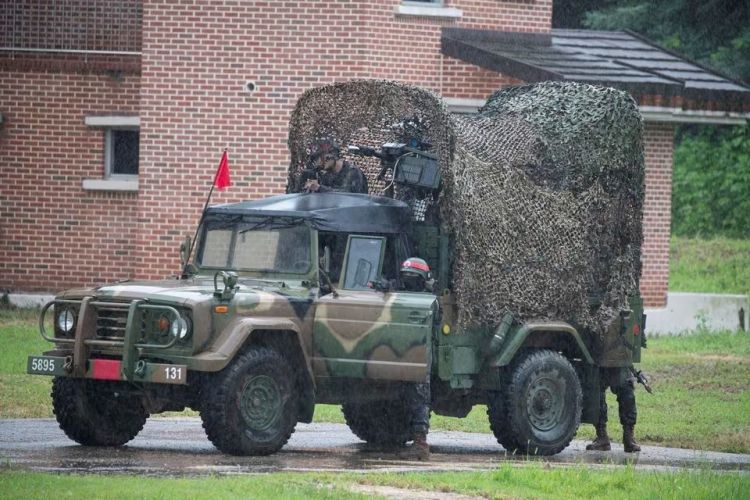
[348,484,486,499]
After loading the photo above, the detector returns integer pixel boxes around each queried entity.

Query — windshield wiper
[238,216,303,235]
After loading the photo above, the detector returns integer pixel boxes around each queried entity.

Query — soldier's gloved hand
[305,179,320,192]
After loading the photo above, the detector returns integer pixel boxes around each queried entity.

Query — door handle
[408,311,431,324]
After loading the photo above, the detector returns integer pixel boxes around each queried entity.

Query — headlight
[56,308,76,334]
[170,315,190,340]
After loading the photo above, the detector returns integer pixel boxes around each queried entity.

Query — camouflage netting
[287,80,644,337]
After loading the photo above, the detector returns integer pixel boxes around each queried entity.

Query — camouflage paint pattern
[32,270,437,386]
[312,290,436,382]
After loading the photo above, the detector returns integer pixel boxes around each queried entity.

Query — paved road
[2,418,749,475]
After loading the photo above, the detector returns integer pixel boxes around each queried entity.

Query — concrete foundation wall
[645,292,749,335]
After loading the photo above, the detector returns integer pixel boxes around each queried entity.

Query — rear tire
[52,377,148,446]
[342,399,412,446]
[502,350,582,456]
[487,376,521,452]
[201,347,298,456]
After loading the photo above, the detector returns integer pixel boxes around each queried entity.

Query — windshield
[197,218,311,274]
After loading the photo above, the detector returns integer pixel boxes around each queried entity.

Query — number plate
[146,364,188,384]
[27,356,67,376]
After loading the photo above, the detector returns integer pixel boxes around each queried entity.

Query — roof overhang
[639,106,750,125]
[441,27,750,116]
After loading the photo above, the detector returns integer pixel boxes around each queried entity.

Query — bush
[672,125,750,238]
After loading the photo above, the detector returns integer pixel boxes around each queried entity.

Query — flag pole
[182,150,228,278]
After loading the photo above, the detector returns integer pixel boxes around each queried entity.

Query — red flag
[214,150,231,190]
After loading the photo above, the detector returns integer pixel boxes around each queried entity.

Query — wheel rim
[240,375,282,432]
[526,375,564,432]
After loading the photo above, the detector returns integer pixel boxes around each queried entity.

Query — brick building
[1,0,748,307]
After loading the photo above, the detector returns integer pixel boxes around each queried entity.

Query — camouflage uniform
[598,367,637,427]
[398,257,432,460]
[318,161,368,194]
[587,366,640,452]
[407,368,431,435]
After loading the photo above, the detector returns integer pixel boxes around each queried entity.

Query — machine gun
[348,118,440,197]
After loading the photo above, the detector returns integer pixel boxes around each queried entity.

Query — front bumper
[27,355,187,384]
[28,298,188,385]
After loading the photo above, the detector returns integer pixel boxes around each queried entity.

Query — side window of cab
[340,236,386,290]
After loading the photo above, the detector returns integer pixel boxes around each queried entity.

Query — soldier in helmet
[586,367,641,453]
[400,257,434,292]
[398,257,433,460]
[304,138,368,194]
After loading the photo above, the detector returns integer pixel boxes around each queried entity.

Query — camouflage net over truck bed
[287,80,644,336]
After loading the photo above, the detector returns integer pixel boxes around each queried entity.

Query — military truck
[28,190,644,456]
[29,79,647,456]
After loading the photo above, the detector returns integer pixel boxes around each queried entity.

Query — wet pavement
[1,418,749,476]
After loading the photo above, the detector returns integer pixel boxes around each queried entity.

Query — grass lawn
[670,236,750,296]
[1,466,749,500]
[3,307,749,454]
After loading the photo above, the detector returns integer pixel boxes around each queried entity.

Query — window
[83,115,140,191]
[198,219,312,274]
[107,129,139,176]
[341,236,386,290]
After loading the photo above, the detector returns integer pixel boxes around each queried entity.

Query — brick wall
[1,0,674,307]
[133,0,553,279]
[0,0,142,52]
[0,70,141,292]
[641,122,674,308]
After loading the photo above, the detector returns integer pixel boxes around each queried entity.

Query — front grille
[95,304,130,339]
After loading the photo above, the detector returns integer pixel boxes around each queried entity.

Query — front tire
[503,350,582,455]
[52,377,148,446]
[201,347,298,456]
[342,399,412,446]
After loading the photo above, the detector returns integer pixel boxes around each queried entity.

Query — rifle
[631,367,653,394]
[299,167,320,192]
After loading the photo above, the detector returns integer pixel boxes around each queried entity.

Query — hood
[59,279,216,307]
[57,277,309,307]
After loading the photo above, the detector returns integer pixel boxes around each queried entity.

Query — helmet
[401,257,430,280]
[308,137,340,161]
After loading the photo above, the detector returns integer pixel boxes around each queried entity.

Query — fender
[191,317,315,384]
[490,321,594,367]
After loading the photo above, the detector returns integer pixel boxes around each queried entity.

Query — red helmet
[400,257,430,281]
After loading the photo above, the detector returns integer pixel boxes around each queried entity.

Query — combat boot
[585,422,611,451]
[399,432,430,460]
[623,425,641,453]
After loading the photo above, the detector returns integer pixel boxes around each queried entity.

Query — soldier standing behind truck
[304,138,368,194]
[586,367,641,452]
[397,257,433,460]
[587,309,650,453]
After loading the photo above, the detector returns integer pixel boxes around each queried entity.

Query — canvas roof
[205,193,412,234]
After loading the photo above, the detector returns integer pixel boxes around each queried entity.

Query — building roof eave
[441,27,750,112]
[640,106,750,125]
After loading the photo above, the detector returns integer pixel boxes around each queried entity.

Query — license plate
[147,364,187,384]
[27,356,67,376]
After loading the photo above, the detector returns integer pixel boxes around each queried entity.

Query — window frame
[339,235,387,291]
[104,127,140,180]
[82,115,140,192]
[395,0,462,19]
